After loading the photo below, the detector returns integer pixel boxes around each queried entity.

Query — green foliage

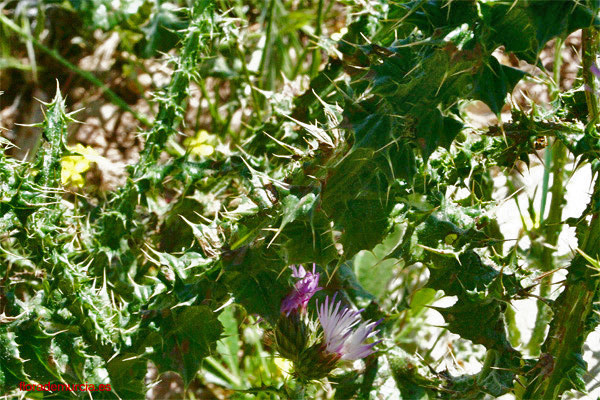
[2,0,600,398]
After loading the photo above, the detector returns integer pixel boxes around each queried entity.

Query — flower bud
[274,312,308,362]
[280,264,322,316]
[294,343,340,381]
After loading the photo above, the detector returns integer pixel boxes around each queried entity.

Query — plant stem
[204,356,243,388]
[505,304,521,347]
[540,38,563,225]
[236,46,263,121]
[310,0,324,77]
[526,140,567,355]
[530,38,568,354]
[582,29,599,122]
[198,78,223,131]
[113,1,213,216]
[523,208,600,399]
[258,0,276,91]
[552,38,563,99]
[0,14,151,127]
[523,27,600,399]
[132,15,206,177]
[539,147,552,226]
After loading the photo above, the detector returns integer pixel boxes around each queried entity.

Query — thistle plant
[274,265,380,382]
[2,0,600,399]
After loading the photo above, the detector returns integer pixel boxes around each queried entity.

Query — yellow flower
[184,130,215,158]
[61,144,102,187]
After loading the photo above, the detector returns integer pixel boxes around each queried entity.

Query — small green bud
[294,343,340,381]
[274,312,308,362]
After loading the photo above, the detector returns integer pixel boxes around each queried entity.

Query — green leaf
[215,306,241,380]
[69,0,152,30]
[135,5,188,58]
[481,1,600,64]
[354,251,398,299]
[433,298,511,350]
[107,354,147,398]
[0,328,27,392]
[474,57,527,116]
[409,288,437,315]
[388,348,439,400]
[351,223,407,298]
[321,148,391,257]
[476,349,521,397]
[224,248,289,324]
[149,249,212,282]
[14,316,62,384]
[280,218,338,266]
[151,305,223,386]
[34,87,71,188]
[334,262,380,317]
[415,107,463,161]
[390,0,478,35]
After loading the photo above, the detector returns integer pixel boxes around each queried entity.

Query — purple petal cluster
[317,294,381,361]
[280,264,322,316]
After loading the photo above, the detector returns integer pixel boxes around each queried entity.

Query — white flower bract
[317,294,380,361]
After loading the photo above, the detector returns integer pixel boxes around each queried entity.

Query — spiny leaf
[149,305,223,386]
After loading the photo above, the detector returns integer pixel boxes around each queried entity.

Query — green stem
[0,14,151,127]
[258,0,276,91]
[476,350,497,386]
[552,38,563,99]
[204,356,243,388]
[526,141,567,355]
[582,29,600,122]
[539,147,552,225]
[310,0,324,77]
[505,304,521,347]
[540,38,563,224]
[540,143,568,266]
[132,15,206,177]
[236,46,263,121]
[523,210,600,399]
[198,78,223,131]
[291,46,310,79]
[110,1,213,219]
[21,15,37,84]
[523,27,600,400]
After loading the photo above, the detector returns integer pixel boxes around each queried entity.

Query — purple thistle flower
[280,264,322,316]
[317,294,381,361]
